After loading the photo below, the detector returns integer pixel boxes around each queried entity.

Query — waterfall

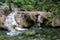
[4,11,27,37]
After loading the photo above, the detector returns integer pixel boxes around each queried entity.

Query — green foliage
[11,0,60,17]
[0,0,60,17]
[21,5,34,11]
[12,0,36,11]
[51,17,54,26]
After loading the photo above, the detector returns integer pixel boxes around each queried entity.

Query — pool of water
[0,28,60,40]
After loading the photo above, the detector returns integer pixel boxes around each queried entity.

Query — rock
[15,12,43,28]
[15,13,29,28]
[0,5,10,29]
[54,17,60,26]
[15,11,53,27]
[17,11,53,20]
[0,9,6,28]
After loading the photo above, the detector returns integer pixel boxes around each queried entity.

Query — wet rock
[0,9,6,28]
[15,11,53,28]
[15,13,29,28]
[54,17,60,26]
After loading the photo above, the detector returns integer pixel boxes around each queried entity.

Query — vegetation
[0,0,60,14]
[0,36,4,40]
[25,31,36,36]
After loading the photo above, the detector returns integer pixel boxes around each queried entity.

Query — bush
[1,0,60,16]
[10,0,60,17]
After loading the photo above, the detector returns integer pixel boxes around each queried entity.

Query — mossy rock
[0,36,4,40]
[12,24,17,28]
[0,22,3,27]
[25,31,36,36]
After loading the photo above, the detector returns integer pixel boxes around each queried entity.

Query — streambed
[0,28,60,40]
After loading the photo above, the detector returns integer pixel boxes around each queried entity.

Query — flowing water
[4,11,28,37]
[0,28,60,40]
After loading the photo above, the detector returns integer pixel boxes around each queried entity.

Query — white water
[4,11,18,27]
[4,11,27,37]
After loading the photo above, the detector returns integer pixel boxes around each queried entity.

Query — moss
[51,17,54,26]
[25,31,36,36]
[0,36,4,40]
[12,24,16,28]
[0,22,3,27]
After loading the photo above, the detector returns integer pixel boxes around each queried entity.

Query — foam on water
[7,28,28,37]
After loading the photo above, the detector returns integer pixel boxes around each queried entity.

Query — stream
[0,28,60,40]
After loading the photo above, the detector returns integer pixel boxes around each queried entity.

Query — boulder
[15,11,53,27]
[15,12,43,28]
[0,9,6,28]
[54,17,60,26]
